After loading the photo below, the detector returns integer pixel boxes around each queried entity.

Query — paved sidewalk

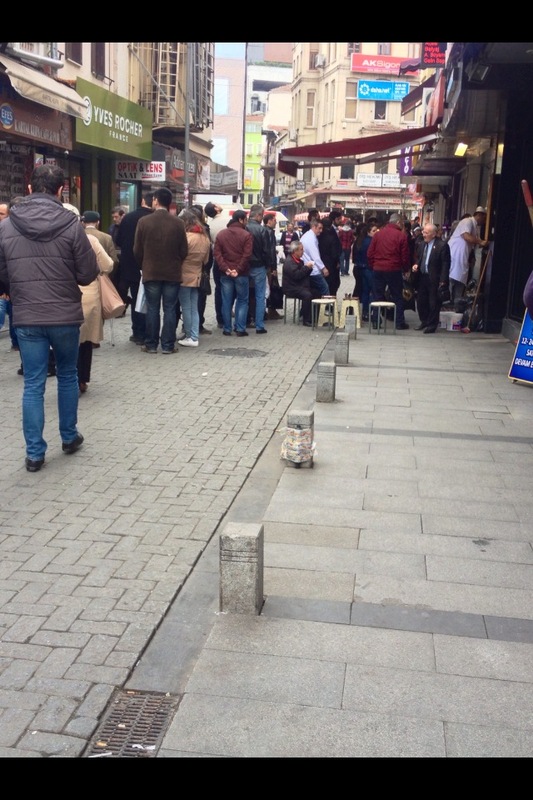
[2,284,533,757]
[149,312,533,758]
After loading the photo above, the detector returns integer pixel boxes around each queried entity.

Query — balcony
[4,42,63,69]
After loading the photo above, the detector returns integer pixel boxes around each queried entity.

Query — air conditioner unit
[289,129,297,141]
[311,178,318,187]
[314,54,326,68]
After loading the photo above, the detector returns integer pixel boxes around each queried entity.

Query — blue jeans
[310,272,330,298]
[0,297,17,347]
[356,266,374,315]
[340,249,351,275]
[143,280,180,351]
[179,285,200,341]
[249,265,267,330]
[15,325,81,460]
[221,274,249,333]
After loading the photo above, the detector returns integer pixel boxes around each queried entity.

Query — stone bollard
[220,522,264,614]
[281,409,314,469]
[344,315,357,340]
[334,332,349,365]
[316,361,336,402]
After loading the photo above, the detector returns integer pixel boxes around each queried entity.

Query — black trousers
[416,272,441,329]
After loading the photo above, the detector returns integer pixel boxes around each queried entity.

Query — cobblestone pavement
[0,303,331,757]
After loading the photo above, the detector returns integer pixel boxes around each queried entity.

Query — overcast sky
[215,43,246,59]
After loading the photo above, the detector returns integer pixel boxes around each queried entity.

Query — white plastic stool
[338,297,361,329]
[369,301,396,334]
[312,298,336,330]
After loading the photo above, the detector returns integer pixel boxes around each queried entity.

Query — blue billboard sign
[357,80,410,102]
[509,311,533,385]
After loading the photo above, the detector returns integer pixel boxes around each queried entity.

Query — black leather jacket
[247,218,271,268]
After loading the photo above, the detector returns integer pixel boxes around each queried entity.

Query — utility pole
[183,43,192,209]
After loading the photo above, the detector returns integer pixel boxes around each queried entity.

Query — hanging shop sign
[351,54,418,76]
[115,160,165,182]
[75,78,152,160]
[0,74,72,149]
[508,311,533,385]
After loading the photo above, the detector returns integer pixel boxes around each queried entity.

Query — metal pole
[183,43,191,209]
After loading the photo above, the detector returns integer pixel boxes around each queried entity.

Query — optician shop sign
[115,160,165,181]
[508,311,533,385]
[75,78,152,160]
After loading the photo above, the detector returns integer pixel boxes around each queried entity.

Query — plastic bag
[135,281,147,314]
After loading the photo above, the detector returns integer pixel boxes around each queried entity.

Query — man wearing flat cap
[82,210,119,270]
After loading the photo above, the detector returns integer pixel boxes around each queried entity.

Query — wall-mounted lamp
[454,142,468,157]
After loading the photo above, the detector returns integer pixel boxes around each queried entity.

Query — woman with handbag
[63,203,114,392]
[177,209,211,348]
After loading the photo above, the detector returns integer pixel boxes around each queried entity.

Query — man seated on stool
[411,223,451,333]
[282,240,314,327]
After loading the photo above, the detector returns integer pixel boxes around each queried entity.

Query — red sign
[351,53,418,76]
[421,43,446,68]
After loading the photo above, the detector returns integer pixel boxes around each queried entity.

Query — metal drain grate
[84,689,180,758]
[209,347,267,358]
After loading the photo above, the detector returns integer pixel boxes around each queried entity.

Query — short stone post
[281,409,314,468]
[344,315,357,340]
[220,522,264,614]
[334,332,349,365]
[316,361,336,402]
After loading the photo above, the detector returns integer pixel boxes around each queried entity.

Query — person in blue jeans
[0,165,98,471]
[213,210,253,337]
[246,204,270,333]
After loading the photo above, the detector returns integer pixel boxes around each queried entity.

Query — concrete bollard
[316,361,336,402]
[281,409,314,468]
[334,332,349,365]
[344,315,357,340]
[220,522,264,614]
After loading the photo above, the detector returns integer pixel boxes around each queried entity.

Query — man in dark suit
[411,223,451,333]
[115,193,153,344]
[133,188,188,354]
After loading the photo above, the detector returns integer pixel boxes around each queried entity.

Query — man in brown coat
[133,188,188,354]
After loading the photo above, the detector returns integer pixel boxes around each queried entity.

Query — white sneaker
[178,338,199,347]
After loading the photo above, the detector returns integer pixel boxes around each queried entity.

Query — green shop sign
[75,78,152,160]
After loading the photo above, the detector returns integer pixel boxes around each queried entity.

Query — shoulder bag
[99,272,126,319]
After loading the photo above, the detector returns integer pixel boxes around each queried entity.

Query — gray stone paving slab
[350,601,487,638]
[484,615,533,643]
[203,614,436,671]
[343,663,533,731]
[444,722,533,757]
[358,529,533,563]
[162,693,446,758]
[353,573,533,619]
[426,554,533,589]
[434,634,533,681]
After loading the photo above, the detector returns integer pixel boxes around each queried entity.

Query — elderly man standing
[0,164,98,471]
[133,187,188,354]
[411,223,451,333]
[367,212,411,330]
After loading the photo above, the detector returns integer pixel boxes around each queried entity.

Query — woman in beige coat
[63,202,114,393]
[177,209,211,347]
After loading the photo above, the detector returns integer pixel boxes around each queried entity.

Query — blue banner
[357,80,410,102]
[508,311,533,385]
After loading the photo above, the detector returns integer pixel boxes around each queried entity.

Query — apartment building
[279,42,425,221]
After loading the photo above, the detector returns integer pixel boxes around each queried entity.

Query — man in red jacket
[367,212,411,329]
[214,210,253,336]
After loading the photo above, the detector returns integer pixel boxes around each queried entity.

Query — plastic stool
[338,297,361,329]
[312,298,336,330]
[283,295,302,325]
[369,301,396,334]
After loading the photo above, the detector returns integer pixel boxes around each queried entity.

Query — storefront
[0,67,81,204]
[73,78,153,223]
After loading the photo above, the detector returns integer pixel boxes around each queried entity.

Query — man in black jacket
[319,210,343,297]
[0,164,98,472]
[246,204,271,333]
[115,193,153,344]
[411,223,451,333]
